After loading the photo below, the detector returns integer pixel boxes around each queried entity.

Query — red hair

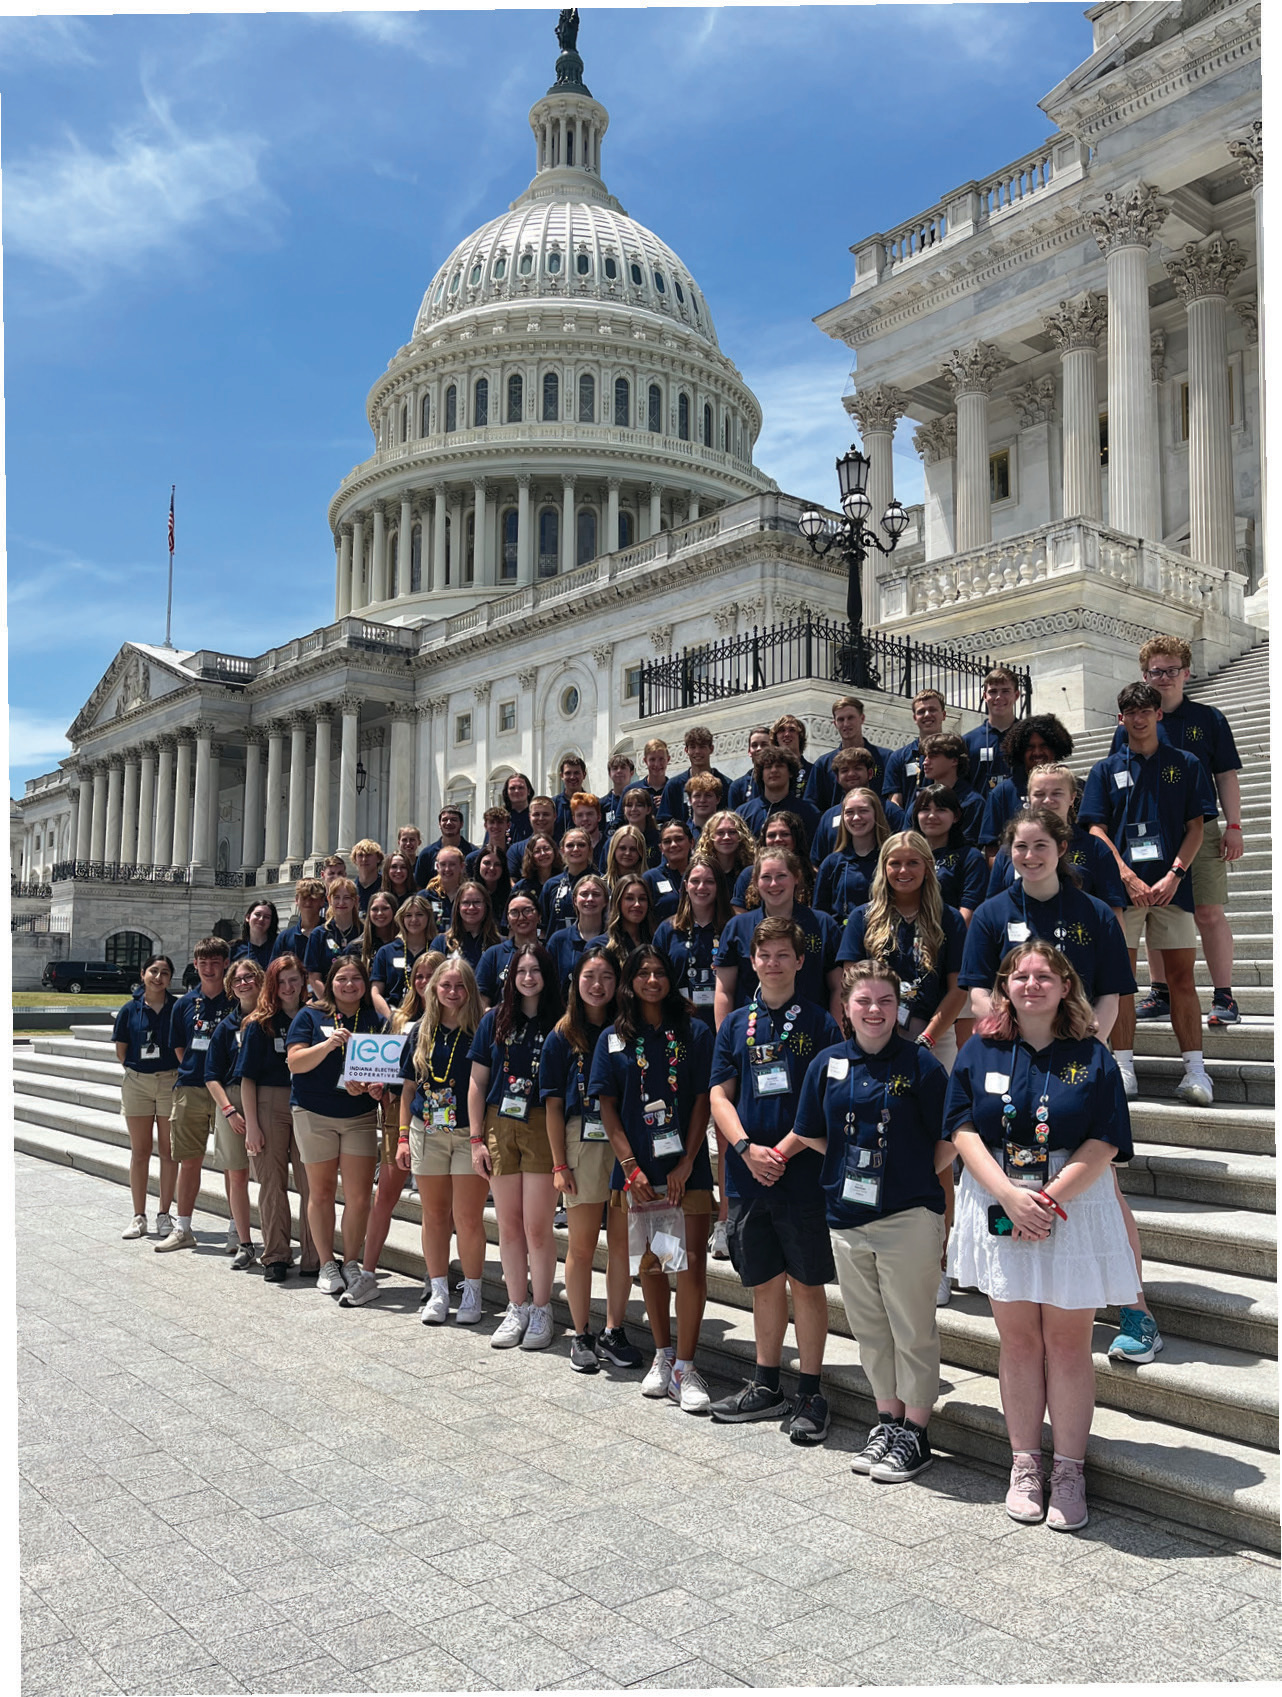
[246,953,306,1028]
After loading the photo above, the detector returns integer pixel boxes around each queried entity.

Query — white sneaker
[339,1269,380,1307]
[519,1302,554,1351]
[225,1222,239,1256]
[316,1259,346,1295]
[1115,1057,1139,1099]
[153,1225,196,1253]
[122,1215,148,1240]
[155,1212,174,1239]
[491,1301,530,1348]
[669,1364,711,1414]
[709,1219,730,1259]
[936,1271,951,1307]
[1176,1067,1214,1107]
[421,1286,450,1326]
[641,1350,675,1398]
[455,1282,484,1325]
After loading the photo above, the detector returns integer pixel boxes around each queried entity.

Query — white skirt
[948,1157,1138,1311]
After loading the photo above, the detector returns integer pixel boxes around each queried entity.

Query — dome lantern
[518,8,613,209]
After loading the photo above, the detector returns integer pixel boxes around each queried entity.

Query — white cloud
[312,11,445,65]
[8,711,72,771]
[746,354,861,502]
[4,95,275,286]
[0,17,97,68]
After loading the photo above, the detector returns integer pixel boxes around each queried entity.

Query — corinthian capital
[1087,184,1168,255]
[846,382,909,436]
[1008,374,1058,428]
[1165,235,1247,304]
[1043,291,1107,352]
[912,414,957,464]
[1227,121,1262,191]
[941,343,1010,398]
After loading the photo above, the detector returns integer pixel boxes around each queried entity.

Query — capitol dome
[327,15,773,624]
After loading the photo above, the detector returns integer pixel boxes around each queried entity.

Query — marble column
[337,696,361,858]
[136,744,156,867]
[119,753,140,867]
[310,709,333,857]
[75,767,94,860]
[1088,185,1168,540]
[336,528,353,618]
[648,482,663,541]
[351,513,366,610]
[263,723,285,868]
[153,739,175,865]
[66,788,80,873]
[172,734,194,865]
[473,479,489,585]
[606,479,620,554]
[942,343,1008,552]
[241,729,264,873]
[1227,122,1265,612]
[561,478,576,574]
[370,506,387,605]
[1168,236,1247,575]
[104,758,124,865]
[387,704,415,845]
[190,722,215,868]
[432,486,448,591]
[449,495,464,585]
[399,497,414,598]
[849,383,908,619]
[516,475,532,584]
[688,495,700,522]
[1043,293,1106,520]
[287,713,309,863]
[912,417,957,562]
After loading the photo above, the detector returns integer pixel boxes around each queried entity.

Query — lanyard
[844,1066,893,1152]
[504,1021,545,1081]
[1002,1045,1055,1146]
[746,998,799,1053]
[429,1026,464,1087]
[1020,882,1067,947]
[681,921,719,965]
[636,1026,678,1099]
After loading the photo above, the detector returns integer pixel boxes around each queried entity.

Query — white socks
[1113,1049,1133,1068]
[1181,1049,1206,1070]
[176,1215,192,1233]
[430,1276,449,1299]
[675,1357,694,1377]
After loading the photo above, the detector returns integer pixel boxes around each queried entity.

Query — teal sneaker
[1107,1307,1163,1363]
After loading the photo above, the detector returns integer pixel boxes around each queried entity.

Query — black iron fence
[638,615,1032,719]
[11,880,52,899]
[51,861,189,885]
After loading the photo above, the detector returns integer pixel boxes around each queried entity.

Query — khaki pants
[831,1206,945,1410]
[249,1085,319,1271]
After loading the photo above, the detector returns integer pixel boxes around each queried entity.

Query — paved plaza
[16,1151,1282,1695]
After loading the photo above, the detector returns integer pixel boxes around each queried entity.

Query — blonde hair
[696,810,756,873]
[411,955,482,1073]
[980,941,1095,1042]
[862,831,944,978]
[605,824,650,885]
[833,786,892,856]
[743,844,811,910]
[352,838,384,860]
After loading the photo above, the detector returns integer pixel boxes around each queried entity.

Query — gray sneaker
[339,1269,380,1307]
[225,1222,239,1256]
[316,1259,346,1295]
[230,1242,257,1271]
[519,1303,554,1351]
[569,1331,600,1373]
[153,1226,196,1254]
[155,1212,174,1238]
[122,1215,148,1240]
[491,1301,530,1348]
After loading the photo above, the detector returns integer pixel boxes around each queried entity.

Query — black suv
[40,960,139,994]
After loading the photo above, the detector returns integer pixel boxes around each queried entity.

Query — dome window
[538,507,559,576]
[576,510,596,567]
[653,271,666,294]
[433,280,445,304]
[629,262,643,285]
[678,393,690,441]
[618,510,633,549]
[675,280,685,303]
[703,403,713,447]
[604,256,618,280]
[542,371,559,421]
[421,394,432,435]
[501,509,519,580]
[474,377,488,427]
[614,376,630,427]
[578,373,595,423]
[445,385,457,433]
[547,251,562,274]
[507,373,523,423]
[493,256,507,280]
[400,402,409,443]
[648,383,662,434]
[449,271,461,295]
[561,684,581,717]
[576,253,591,276]
[519,252,534,276]
[468,263,482,286]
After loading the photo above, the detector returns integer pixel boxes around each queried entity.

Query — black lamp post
[798,447,909,667]
[355,758,367,796]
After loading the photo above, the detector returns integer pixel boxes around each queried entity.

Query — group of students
[111,633,1245,1533]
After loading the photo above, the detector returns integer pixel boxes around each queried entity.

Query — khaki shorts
[1190,818,1228,908]
[564,1115,614,1208]
[485,1103,552,1176]
[378,1106,400,1167]
[170,1085,216,1163]
[609,1186,715,1215]
[212,1081,250,1175]
[120,1068,177,1121]
[1120,902,1197,951]
[293,1107,380,1165]
[409,1117,475,1178]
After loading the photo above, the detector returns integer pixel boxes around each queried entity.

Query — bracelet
[1226,822,1241,831]
[469,1136,485,1145]
[916,1030,936,1049]
[1037,1190,1068,1222]
[397,1134,410,1143]
[552,1164,570,1175]
[624,1167,645,1191]
[772,1146,789,1162]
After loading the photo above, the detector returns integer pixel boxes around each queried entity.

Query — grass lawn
[13,992,125,1009]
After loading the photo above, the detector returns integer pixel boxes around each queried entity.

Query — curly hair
[862,832,945,979]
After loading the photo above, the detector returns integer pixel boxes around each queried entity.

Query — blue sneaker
[1108,1307,1163,1363]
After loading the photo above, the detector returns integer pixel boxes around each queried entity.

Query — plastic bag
[627,1195,688,1275]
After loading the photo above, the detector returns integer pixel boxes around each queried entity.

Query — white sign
[341,1032,407,1085]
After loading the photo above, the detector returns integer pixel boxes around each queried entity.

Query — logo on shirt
[887,1073,913,1096]
[1069,850,1086,867]
[1059,1062,1089,1084]
[1162,765,1182,785]
[1185,724,1204,742]
[793,1032,815,1058]
[1062,921,1091,947]
[804,932,821,954]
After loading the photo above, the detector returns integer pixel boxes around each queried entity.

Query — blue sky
[5,2,1091,793]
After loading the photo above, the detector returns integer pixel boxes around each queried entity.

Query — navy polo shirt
[540,868,589,937]
[883,739,925,806]
[793,1035,949,1230]
[726,771,756,809]
[643,863,684,921]
[553,790,585,840]
[113,992,178,1072]
[600,791,631,834]
[587,1018,715,1191]
[354,877,383,916]
[546,925,608,993]
[476,939,518,1003]
[735,795,823,855]
[286,1004,386,1117]
[430,930,486,970]
[231,939,273,970]
[731,865,755,910]
[979,773,1028,848]
[539,1024,611,1120]
[653,919,720,1027]
[506,807,533,846]
[932,845,989,913]
[806,742,891,810]
[986,829,1126,909]
[468,1008,556,1109]
[710,996,842,1200]
[398,1018,472,1124]
[813,849,879,924]
[960,885,1136,1002]
[714,904,839,1011]
[414,837,473,887]
[964,722,1017,793]
[205,1006,250,1090]
[371,940,428,1006]
[809,805,848,867]
[944,1033,1133,1161]
[303,920,363,981]
[660,767,733,824]
[836,904,966,1022]
[1108,697,1241,782]
[271,924,314,963]
[238,1011,293,1091]
[1078,745,1217,910]
[172,990,233,1087]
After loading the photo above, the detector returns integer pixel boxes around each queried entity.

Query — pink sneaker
[1005,1453,1045,1522]
[1046,1458,1088,1531]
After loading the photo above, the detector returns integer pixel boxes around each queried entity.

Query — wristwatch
[733,1136,751,1158]
[1171,860,1188,879]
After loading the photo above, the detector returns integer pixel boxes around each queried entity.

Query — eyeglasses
[1143,666,1182,680]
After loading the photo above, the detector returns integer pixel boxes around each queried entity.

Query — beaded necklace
[429,1025,464,1087]
[635,1025,679,1100]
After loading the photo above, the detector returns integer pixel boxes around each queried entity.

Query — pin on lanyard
[746,998,799,1053]
[1001,1047,1055,1146]
[636,1027,678,1099]
[845,1068,892,1162]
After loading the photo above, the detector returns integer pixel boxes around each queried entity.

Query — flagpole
[164,485,175,649]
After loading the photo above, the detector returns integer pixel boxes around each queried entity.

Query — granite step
[1132,1055,1273,1107]
[1125,1193,1276,1278]
[1100,1258,1278,1359]
[1132,1018,1274,1062]
[1128,1099,1276,1156]
[1120,1142,1275,1212]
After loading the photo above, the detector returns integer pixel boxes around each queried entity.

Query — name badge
[1005,1143,1049,1188]
[985,1072,1011,1094]
[431,1107,454,1128]
[190,1036,210,1052]
[842,1171,882,1209]
[906,761,920,778]
[978,746,994,763]
[1006,921,1031,944]
[500,1093,530,1122]
[751,1061,791,1099]
[140,1042,160,1061]
[327,937,339,951]
[652,1127,683,1158]
[608,1033,625,1053]
[692,987,715,1007]
[829,810,841,830]
[274,1037,286,1053]
[1125,822,1161,863]
[1114,770,1133,789]
[393,956,406,969]
[896,1003,911,1027]
[827,1057,849,1081]
[656,879,672,894]
[581,1115,607,1142]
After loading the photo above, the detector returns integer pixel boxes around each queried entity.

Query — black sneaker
[851,1418,900,1475]
[788,1392,831,1446]
[596,1327,643,1369]
[869,1419,933,1482]
[709,1380,789,1424]
[1135,989,1170,1022]
[1208,994,1241,1027]
[262,1261,289,1283]
[569,1331,600,1374]
[553,1205,568,1229]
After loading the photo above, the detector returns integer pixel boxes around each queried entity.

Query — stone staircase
[13,643,1277,1552]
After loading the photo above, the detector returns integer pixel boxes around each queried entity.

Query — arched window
[538,508,559,577]
[501,509,519,580]
[604,256,618,280]
[445,385,457,433]
[578,373,595,423]
[421,394,431,435]
[629,262,643,285]
[507,373,523,422]
[474,377,488,427]
[678,393,690,440]
[399,403,408,443]
[468,262,482,285]
[105,931,152,974]
[648,384,662,433]
[703,402,713,447]
[577,508,597,566]
[618,510,633,549]
[493,255,507,280]
[542,371,559,421]
[653,270,666,294]
[614,377,630,427]
[444,514,452,584]
[411,526,423,592]
[518,252,533,275]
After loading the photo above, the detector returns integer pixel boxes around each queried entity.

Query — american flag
[168,486,175,556]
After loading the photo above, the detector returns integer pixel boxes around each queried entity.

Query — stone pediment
[68,643,194,742]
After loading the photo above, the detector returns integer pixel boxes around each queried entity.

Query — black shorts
[726,1191,835,1289]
